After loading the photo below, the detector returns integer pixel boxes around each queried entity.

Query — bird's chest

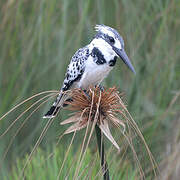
[78,57,113,89]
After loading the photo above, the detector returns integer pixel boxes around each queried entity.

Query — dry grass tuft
[60,86,159,179]
[61,86,126,150]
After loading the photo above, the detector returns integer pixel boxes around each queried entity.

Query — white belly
[77,57,113,89]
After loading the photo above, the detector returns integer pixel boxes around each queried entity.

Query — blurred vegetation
[0,0,180,179]
[9,147,137,179]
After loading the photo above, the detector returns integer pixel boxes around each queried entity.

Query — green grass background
[0,0,180,179]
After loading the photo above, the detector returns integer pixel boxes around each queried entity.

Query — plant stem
[95,124,110,180]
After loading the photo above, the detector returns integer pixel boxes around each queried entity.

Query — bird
[43,24,135,118]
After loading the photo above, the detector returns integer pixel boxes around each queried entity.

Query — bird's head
[93,24,135,74]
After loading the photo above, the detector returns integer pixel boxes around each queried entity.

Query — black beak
[113,47,136,74]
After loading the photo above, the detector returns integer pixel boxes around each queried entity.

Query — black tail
[43,92,64,119]
[43,92,72,119]
[43,105,61,118]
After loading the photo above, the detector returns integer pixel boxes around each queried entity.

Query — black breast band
[91,47,106,65]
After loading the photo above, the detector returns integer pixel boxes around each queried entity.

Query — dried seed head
[61,87,127,150]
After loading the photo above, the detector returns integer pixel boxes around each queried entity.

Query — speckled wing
[61,46,89,91]
[43,46,89,118]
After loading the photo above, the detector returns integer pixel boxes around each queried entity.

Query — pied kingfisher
[43,24,135,118]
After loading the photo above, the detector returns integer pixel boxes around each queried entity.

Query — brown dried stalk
[60,86,158,179]
[60,86,128,179]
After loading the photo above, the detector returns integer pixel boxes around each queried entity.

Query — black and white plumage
[43,25,135,118]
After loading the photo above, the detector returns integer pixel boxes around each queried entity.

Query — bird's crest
[95,24,122,43]
[95,24,105,31]
[95,24,109,34]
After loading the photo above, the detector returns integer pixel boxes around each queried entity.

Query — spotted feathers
[43,24,133,118]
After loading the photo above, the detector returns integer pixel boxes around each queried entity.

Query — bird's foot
[97,84,104,92]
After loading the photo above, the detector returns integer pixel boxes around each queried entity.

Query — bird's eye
[109,36,115,44]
